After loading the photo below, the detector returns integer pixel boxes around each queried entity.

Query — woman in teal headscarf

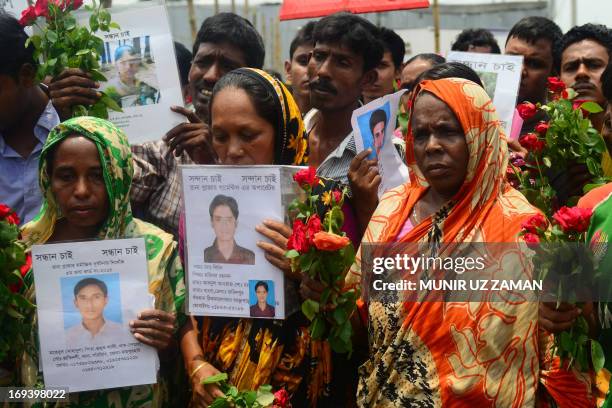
[20,116,186,407]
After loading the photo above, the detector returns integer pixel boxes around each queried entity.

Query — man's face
[505,36,554,104]
[189,41,248,120]
[211,204,237,243]
[308,42,373,112]
[285,44,313,102]
[560,39,609,105]
[116,52,140,80]
[363,51,398,102]
[256,286,268,303]
[400,58,434,94]
[74,284,108,322]
[372,121,385,150]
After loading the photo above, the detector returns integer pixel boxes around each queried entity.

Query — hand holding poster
[181,166,291,319]
[446,52,523,136]
[32,238,157,393]
[351,90,409,197]
[91,4,184,143]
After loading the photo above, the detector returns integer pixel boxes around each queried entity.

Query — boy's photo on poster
[356,101,391,160]
[61,273,126,347]
[204,194,255,265]
[248,280,275,318]
[100,36,160,109]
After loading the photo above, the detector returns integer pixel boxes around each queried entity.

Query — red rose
[287,219,310,253]
[312,231,351,251]
[273,389,291,408]
[0,204,20,225]
[19,6,37,26]
[0,204,11,218]
[572,100,591,117]
[517,102,537,120]
[519,133,545,153]
[332,190,342,204]
[19,253,32,277]
[293,167,319,188]
[34,0,49,18]
[523,232,540,248]
[534,121,549,135]
[521,214,548,234]
[306,215,322,244]
[561,89,570,99]
[6,212,20,225]
[552,206,592,234]
[547,77,566,93]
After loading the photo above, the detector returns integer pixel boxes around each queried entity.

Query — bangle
[190,362,208,380]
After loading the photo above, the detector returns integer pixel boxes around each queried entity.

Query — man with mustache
[130,13,265,237]
[284,21,315,115]
[305,12,383,235]
[504,16,562,134]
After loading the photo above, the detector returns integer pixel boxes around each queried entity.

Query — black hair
[0,11,36,78]
[506,17,562,68]
[265,69,284,83]
[174,41,192,88]
[379,27,405,69]
[556,23,612,72]
[210,70,279,143]
[255,281,269,291]
[193,12,265,69]
[312,12,383,72]
[451,28,501,54]
[603,63,612,102]
[369,109,387,132]
[289,21,316,59]
[416,62,485,88]
[404,53,446,67]
[209,194,239,219]
[74,278,108,297]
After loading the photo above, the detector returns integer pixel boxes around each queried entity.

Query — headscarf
[344,79,595,407]
[20,117,186,406]
[221,68,308,166]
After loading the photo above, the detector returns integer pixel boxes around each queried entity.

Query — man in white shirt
[65,278,127,348]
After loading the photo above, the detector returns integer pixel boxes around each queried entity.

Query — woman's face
[49,136,110,230]
[211,87,275,165]
[411,92,469,199]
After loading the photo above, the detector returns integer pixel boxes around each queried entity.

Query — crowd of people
[1,5,612,407]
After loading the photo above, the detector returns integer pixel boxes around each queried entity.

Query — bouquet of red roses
[509,77,609,216]
[285,167,357,354]
[201,373,291,408]
[19,0,121,118]
[0,204,34,372]
[520,207,604,372]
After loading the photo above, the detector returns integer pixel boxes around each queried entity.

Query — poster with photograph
[446,51,523,136]
[31,238,157,393]
[181,165,294,319]
[92,4,184,143]
[351,89,409,198]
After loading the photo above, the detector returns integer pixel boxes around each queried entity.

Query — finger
[539,316,576,333]
[369,175,382,189]
[132,326,174,343]
[171,105,202,123]
[542,302,579,312]
[164,123,206,142]
[263,252,291,271]
[51,68,93,82]
[255,225,288,248]
[299,283,321,302]
[166,128,206,149]
[261,219,292,238]
[138,309,176,322]
[50,84,100,99]
[50,75,99,91]
[133,332,167,349]
[130,320,175,336]
[52,96,99,108]
[350,149,370,172]
[257,240,287,259]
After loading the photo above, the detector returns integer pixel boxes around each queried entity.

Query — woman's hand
[539,302,582,333]
[189,360,225,408]
[299,274,327,303]
[130,309,176,351]
[256,219,295,278]
[164,106,217,164]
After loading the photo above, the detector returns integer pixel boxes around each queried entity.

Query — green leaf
[243,390,257,405]
[89,69,107,82]
[332,305,349,325]
[310,315,326,339]
[100,94,122,113]
[227,386,239,398]
[46,30,58,43]
[209,398,230,408]
[580,101,604,114]
[255,391,275,407]
[591,340,605,372]
[201,372,228,385]
[6,307,24,319]
[75,49,90,56]
[109,22,121,30]
[542,157,552,168]
[285,249,300,259]
[301,299,319,321]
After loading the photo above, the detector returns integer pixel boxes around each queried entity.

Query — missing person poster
[352,89,410,198]
[446,52,523,136]
[92,4,184,143]
[181,165,296,319]
[31,238,157,393]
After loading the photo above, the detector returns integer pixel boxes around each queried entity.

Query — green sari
[20,116,186,407]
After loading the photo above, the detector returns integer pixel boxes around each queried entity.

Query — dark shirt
[249,303,275,318]
[204,240,255,265]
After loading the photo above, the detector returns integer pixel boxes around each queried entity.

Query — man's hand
[130,309,176,351]
[164,106,217,164]
[256,219,295,278]
[349,149,380,233]
[49,69,100,120]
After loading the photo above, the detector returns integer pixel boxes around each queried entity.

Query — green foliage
[202,373,275,408]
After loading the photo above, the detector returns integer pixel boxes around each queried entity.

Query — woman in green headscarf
[20,116,186,407]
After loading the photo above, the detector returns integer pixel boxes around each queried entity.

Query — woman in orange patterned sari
[344,78,594,407]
